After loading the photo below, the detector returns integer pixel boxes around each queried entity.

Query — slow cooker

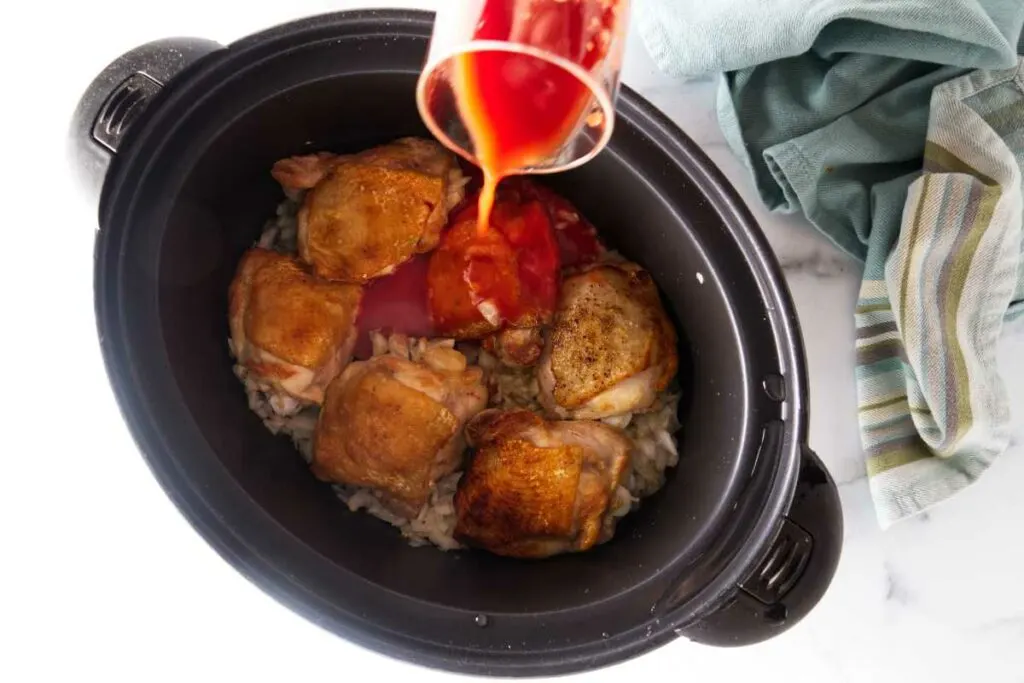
[69,9,843,677]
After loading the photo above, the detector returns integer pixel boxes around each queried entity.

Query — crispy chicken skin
[229,248,363,404]
[481,326,545,367]
[271,139,465,194]
[312,344,488,516]
[537,261,678,420]
[271,151,344,193]
[454,409,632,559]
[283,138,466,283]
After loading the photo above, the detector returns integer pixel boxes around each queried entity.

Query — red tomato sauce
[352,254,434,358]
[350,180,605,353]
[512,179,604,269]
[427,187,561,339]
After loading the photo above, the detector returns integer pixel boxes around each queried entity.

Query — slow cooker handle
[678,446,843,646]
[68,38,224,202]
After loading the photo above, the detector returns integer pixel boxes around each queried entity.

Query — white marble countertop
[11,1,1024,681]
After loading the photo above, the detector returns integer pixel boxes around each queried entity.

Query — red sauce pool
[352,254,434,358]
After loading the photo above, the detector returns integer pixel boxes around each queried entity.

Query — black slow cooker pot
[69,9,843,677]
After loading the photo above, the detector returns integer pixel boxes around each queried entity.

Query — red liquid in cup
[452,0,624,233]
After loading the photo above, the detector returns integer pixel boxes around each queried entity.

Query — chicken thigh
[537,261,678,419]
[287,137,467,283]
[229,248,363,405]
[270,151,344,195]
[454,409,632,559]
[312,339,488,516]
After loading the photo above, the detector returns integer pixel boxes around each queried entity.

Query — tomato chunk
[523,181,605,268]
[428,190,560,339]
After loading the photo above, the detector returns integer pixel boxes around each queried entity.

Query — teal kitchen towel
[636,0,1024,526]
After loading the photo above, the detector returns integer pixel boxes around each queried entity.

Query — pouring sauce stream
[451,0,621,234]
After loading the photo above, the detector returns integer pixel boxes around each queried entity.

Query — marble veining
[882,562,914,605]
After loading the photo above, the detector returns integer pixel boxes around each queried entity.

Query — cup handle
[68,37,224,202]
[677,446,843,646]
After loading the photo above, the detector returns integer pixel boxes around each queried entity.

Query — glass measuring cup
[415,0,631,177]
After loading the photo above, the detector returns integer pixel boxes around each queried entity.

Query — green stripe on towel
[867,443,932,477]
[857,67,1024,526]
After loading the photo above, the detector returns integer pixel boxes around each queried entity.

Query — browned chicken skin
[481,326,545,367]
[276,138,467,283]
[313,340,488,516]
[271,151,344,193]
[229,248,363,404]
[271,139,465,194]
[537,261,678,419]
[454,409,632,559]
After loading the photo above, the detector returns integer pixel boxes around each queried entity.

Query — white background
[3,1,1024,682]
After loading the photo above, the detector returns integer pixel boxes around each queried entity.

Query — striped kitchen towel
[858,65,1024,527]
[636,0,1024,526]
